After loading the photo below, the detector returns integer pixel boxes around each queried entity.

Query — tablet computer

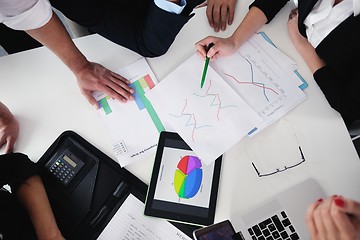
[144,131,222,226]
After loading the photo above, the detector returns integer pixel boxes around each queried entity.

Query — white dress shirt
[304,0,359,48]
[0,0,52,30]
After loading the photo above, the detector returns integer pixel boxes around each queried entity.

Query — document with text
[97,194,191,240]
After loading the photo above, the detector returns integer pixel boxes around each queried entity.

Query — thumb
[5,140,13,153]
[83,90,99,109]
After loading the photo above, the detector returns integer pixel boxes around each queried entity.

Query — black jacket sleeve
[0,153,39,193]
[249,0,289,23]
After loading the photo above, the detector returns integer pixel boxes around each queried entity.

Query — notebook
[231,178,325,240]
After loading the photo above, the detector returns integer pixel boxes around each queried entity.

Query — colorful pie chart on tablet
[174,155,203,199]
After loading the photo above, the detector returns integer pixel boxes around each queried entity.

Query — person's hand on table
[0,102,19,153]
[198,0,237,32]
[74,62,135,107]
[195,35,238,61]
[306,196,360,240]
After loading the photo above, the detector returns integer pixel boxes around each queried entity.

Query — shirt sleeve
[1,0,52,30]
[154,0,186,14]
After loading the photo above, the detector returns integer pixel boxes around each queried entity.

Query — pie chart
[174,155,203,199]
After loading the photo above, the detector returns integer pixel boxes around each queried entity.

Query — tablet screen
[144,131,222,226]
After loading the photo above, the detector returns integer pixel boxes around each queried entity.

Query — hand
[306,196,360,240]
[287,8,326,74]
[74,62,135,107]
[202,0,238,32]
[195,36,237,61]
[287,8,309,49]
[0,102,19,153]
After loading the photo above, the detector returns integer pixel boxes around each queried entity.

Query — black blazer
[50,0,197,57]
[250,0,360,125]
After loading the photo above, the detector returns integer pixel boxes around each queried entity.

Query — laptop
[231,178,325,240]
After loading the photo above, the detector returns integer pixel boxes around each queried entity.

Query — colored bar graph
[98,96,112,115]
[131,75,165,133]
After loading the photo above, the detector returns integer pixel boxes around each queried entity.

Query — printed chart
[218,53,284,117]
[174,155,203,199]
[153,146,214,208]
[212,35,307,135]
[146,54,263,164]
[130,74,164,132]
[93,58,163,167]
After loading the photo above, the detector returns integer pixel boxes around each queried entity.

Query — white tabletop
[1,0,359,226]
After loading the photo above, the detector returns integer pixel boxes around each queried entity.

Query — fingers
[331,196,356,238]
[4,136,15,153]
[206,1,215,30]
[195,37,217,58]
[306,196,360,240]
[206,0,237,32]
[335,196,360,217]
[76,62,136,106]
[106,74,135,100]
[306,198,322,239]
[317,197,338,239]
[227,2,236,26]
[0,133,15,153]
[220,5,228,31]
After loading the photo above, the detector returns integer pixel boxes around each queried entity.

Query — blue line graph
[169,99,211,142]
[223,58,278,101]
[193,80,237,120]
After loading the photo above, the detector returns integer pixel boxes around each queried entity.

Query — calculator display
[48,149,85,186]
[63,155,77,168]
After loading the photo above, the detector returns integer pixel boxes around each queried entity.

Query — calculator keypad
[49,159,76,185]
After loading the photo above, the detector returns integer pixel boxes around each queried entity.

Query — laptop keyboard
[247,211,300,240]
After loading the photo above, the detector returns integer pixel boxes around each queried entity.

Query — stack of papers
[146,34,306,164]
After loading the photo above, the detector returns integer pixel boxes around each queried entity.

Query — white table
[1,0,359,230]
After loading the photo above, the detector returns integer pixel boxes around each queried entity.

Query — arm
[204,0,238,32]
[16,175,64,240]
[25,12,134,106]
[0,102,19,153]
[196,6,267,60]
[287,9,325,74]
[306,196,360,239]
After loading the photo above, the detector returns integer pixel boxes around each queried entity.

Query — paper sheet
[211,34,307,136]
[146,54,263,165]
[97,194,192,240]
[93,58,163,166]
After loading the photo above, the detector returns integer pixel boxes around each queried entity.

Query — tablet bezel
[144,131,222,226]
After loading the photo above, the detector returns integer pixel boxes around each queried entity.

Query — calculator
[47,149,84,186]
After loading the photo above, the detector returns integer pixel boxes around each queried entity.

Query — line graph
[223,58,278,101]
[193,80,237,120]
[215,52,288,116]
[169,99,211,142]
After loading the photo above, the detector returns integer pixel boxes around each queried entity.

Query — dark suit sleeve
[249,0,289,23]
[314,66,360,125]
[0,153,39,192]
[135,2,194,57]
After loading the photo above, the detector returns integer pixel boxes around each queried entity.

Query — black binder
[37,130,198,240]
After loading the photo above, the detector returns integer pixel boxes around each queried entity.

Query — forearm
[230,6,268,49]
[294,41,326,74]
[25,12,89,75]
[16,175,63,240]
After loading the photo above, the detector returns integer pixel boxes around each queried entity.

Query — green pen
[200,43,214,88]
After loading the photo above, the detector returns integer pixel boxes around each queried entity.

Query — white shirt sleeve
[154,0,187,14]
[0,0,52,30]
